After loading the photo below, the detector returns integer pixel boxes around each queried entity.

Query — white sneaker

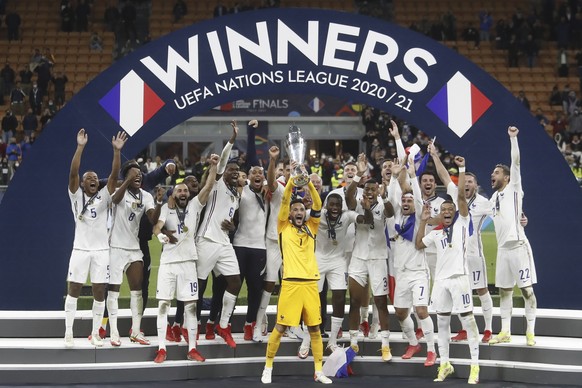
[110,332,121,347]
[64,333,74,348]
[298,343,310,359]
[369,323,379,339]
[261,367,272,384]
[90,332,104,347]
[314,371,332,384]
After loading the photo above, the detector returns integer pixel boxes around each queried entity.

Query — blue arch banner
[1,9,580,310]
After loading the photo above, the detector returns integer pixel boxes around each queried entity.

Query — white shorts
[67,249,110,284]
[467,254,488,290]
[156,261,199,302]
[109,247,143,285]
[495,240,537,289]
[431,275,473,314]
[196,238,240,280]
[348,257,388,296]
[265,238,282,283]
[393,268,430,308]
[317,257,348,292]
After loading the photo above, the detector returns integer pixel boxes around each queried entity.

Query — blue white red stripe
[99,71,165,136]
[427,71,492,138]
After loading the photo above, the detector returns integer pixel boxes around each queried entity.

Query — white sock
[360,306,369,323]
[479,292,493,332]
[349,329,358,347]
[220,291,237,329]
[522,287,537,334]
[419,316,435,352]
[400,315,418,346]
[106,291,120,337]
[185,302,198,351]
[329,316,343,346]
[92,300,105,336]
[499,289,513,333]
[380,329,390,347]
[256,290,271,330]
[130,290,143,335]
[157,300,171,350]
[437,314,451,364]
[64,295,78,335]
[461,314,480,363]
[301,326,311,348]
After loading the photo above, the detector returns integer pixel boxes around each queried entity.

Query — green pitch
[79,223,522,309]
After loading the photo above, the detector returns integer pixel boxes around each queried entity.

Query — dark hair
[364,178,378,185]
[495,164,510,176]
[419,171,436,180]
[441,199,456,209]
[121,159,140,179]
[290,198,305,208]
[465,171,478,182]
[326,193,343,204]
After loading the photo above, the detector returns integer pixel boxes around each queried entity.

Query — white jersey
[233,185,267,249]
[422,214,470,281]
[490,138,527,247]
[326,186,364,252]
[392,177,425,271]
[352,200,388,260]
[423,193,445,255]
[159,197,204,264]
[110,188,154,250]
[197,178,239,245]
[266,182,284,241]
[447,182,492,258]
[316,209,358,263]
[69,186,111,250]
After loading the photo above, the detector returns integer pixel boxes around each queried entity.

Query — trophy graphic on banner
[284,124,310,187]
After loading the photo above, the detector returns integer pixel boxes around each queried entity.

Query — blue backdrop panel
[0,9,580,310]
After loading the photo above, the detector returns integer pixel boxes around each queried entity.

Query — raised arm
[508,126,522,188]
[455,156,468,217]
[266,145,279,192]
[415,202,432,249]
[197,154,219,205]
[142,159,175,191]
[245,119,259,169]
[356,196,374,224]
[428,141,452,187]
[69,128,87,193]
[346,153,367,210]
[388,119,407,163]
[111,167,139,205]
[217,120,238,180]
[306,180,321,212]
[278,170,295,222]
[108,131,128,194]
[147,186,166,225]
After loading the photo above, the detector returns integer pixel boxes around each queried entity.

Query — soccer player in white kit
[389,159,436,367]
[429,142,494,343]
[64,128,127,348]
[196,121,242,348]
[488,126,537,347]
[416,156,480,385]
[346,153,394,361]
[107,162,166,346]
[152,154,219,363]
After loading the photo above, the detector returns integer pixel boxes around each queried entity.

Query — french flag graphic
[99,71,165,136]
[426,72,492,138]
[309,97,325,113]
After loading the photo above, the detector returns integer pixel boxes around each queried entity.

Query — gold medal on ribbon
[132,202,137,210]
[78,214,83,220]
[182,225,189,233]
[332,240,338,246]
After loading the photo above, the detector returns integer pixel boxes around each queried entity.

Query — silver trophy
[284,124,309,187]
